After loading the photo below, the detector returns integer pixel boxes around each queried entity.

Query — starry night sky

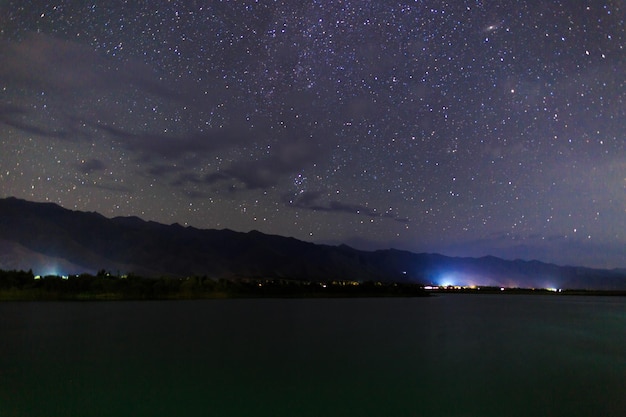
[0,1,624,268]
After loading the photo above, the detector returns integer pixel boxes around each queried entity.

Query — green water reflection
[1,295,624,416]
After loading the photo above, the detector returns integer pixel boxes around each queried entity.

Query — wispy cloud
[284,190,409,223]
[204,140,321,190]
[0,33,176,98]
[76,158,106,174]
[0,33,333,195]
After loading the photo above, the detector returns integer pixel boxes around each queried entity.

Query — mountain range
[0,197,625,290]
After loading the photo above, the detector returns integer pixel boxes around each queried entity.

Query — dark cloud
[0,104,70,138]
[183,190,210,200]
[170,172,205,187]
[147,164,186,178]
[284,190,409,223]
[90,182,133,193]
[0,104,26,118]
[0,33,334,193]
[127,130,252,161]
[202,139,320,190]
[76,158,106,174]
[91,121,252,161]
[0,115,69,139]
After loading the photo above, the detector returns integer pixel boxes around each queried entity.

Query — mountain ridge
[0,197,625,290]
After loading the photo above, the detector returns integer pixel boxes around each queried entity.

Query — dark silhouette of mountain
[0,197,625,290]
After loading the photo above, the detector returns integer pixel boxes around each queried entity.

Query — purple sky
[1,1,624,268]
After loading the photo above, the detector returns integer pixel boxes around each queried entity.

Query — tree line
[0,269,428,300]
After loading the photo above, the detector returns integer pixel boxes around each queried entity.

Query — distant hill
[0,197,625,290]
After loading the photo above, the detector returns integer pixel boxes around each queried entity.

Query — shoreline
[2,269,624,301]
[2,287,625,302]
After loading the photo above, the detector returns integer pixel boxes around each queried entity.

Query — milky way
[0,1,624,268]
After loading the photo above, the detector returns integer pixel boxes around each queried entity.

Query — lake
[1,294,624,416]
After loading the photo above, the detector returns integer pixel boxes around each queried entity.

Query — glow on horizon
[435,272,481,288]
[36,263,64,277]
[436,272,461,287]
[433,271,522,288]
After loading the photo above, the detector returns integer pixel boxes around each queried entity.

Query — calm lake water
[1,295,625,417]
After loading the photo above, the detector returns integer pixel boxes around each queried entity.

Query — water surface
[1,295,624,416]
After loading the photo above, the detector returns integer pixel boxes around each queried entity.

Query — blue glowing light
[437,273,457,287]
